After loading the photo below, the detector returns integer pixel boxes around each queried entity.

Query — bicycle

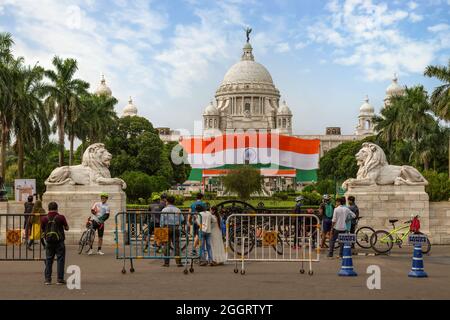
[354,217,376,249]
[78,223,96,254]
[370,218,431,254]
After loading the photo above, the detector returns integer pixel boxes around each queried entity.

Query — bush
[300,191,322,205]
[423,170,450,201]
[120,171,169,202]
[273,192,289,201]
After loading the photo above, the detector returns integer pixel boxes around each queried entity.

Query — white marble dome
[122,97,138,117]
[95,75,112,97]
[360,96,374,114]
[203,102,219,116]
[278,101,292,115]
[386,75,405,97]
[222,60,274,85]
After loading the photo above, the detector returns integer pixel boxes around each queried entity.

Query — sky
[1,0,449,136]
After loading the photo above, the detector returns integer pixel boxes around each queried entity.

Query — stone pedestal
[345,185,430,238]
[43,185,126,245]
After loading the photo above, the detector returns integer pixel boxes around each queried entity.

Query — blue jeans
[201,233,212,263]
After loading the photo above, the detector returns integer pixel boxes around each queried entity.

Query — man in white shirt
[196,204,213,266]
[328,197,356,258]
[87,193,111,255]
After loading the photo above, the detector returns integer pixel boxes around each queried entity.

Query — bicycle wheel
[272,234,284,255]
[78,230,88,254]
[356,226,375,249]
[370,230,394,254]
[414,232,432,254]
[85,229,96,253]
[228,225,255,256]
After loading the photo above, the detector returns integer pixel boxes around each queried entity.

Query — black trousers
[329,229,345,257]
[44,241,66,281]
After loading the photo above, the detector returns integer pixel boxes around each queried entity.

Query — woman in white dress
[210,207,227,265]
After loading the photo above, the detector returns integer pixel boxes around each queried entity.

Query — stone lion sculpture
[45,143,126,189]
[342,142,427,189]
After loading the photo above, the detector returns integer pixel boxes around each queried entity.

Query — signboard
[408,234,428,246]
[338,233,356,244]
[154,227,169,243]
[6,229,21,245]
[14,179,36,202]
[262,231,278,246]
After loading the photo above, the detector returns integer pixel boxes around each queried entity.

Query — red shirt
[41,211,69,241]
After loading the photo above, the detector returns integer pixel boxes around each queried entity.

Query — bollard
[408,234,428,278]
[408,245,428,278]
[338,234,357,277]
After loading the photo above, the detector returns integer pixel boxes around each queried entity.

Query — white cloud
[275,42,290,53]
[308,0,449,81]
[428,23,450,32]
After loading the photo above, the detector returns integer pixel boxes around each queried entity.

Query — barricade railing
[0,214,45,261]
[115,211,202,274]
[226,213,320,275]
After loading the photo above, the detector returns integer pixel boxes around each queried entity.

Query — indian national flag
[179,133,320,182]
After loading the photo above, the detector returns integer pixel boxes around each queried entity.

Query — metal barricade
[115,211,202,274]
[226,213,320,275]
[0,214,45,261]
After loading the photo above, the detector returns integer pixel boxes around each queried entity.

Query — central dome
[222,60,274,85]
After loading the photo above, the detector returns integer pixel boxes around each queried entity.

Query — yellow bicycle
[370,218,431,254]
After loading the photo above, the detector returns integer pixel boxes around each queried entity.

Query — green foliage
[221,166,263,200]
[299,191,322,205]
[423,170,450,202]
[120,171,169,202]
[273,192,289,201]
[315,179,336,195]
[318,136,376,182]
[165,141,191,185]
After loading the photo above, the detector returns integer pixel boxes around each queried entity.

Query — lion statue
[342,143,427,189]
[45,143,126,189]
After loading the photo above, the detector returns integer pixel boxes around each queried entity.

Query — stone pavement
[0,245,449,300]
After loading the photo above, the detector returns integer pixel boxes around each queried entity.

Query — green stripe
[187,166,318,182]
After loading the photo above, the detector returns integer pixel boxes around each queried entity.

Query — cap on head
[100,192,109,198]
[295,196,304,202]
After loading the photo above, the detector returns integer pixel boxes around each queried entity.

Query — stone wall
[429,202,450,245]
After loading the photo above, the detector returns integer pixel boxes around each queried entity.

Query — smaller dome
[122,97,138,117]
[203,101,219,116]
[386,74,405,97]
[360,95,374,114]
[278,100,292,115]
[95,74,112,97]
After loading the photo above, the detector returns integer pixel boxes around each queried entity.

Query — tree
[76,94,118,154]
[43,56,89,166]
[166,141,191,185]
[221,166,263,200]
[424,60,450,176]
[13,64,49,177]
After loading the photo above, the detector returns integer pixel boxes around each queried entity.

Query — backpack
[410,216,421,233]
[44,215,62,243]
[324,203,334,219]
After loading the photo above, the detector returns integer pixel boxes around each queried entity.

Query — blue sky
[1,0,449,135]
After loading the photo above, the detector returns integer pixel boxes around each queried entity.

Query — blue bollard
[338,243,357,277]
[408,245,428,278]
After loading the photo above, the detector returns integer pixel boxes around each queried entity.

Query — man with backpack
[40,202,69,285]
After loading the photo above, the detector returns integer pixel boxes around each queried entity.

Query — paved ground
[1,245,449,300]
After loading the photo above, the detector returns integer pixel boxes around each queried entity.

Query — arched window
[282,118,286,128]
[209,119,212,128]
[214,119,217,128]
[278,119,281,127]
[365,120,371,130]
[205,119,208,127]
[245,103,251,113]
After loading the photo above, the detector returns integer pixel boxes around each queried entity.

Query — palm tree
[375,86,437,170]
[43,56,89,166]
[424,60,450,176]
[13,64,50,177]
[76,93,118,154]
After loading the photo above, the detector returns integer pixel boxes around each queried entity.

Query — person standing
[144,194,167,253]
[24,195,34,246]
[41,202,69,285]
[210,206,226,265]
[328,198,356,258]
[188,193,206,255]
[88,193,111,255]
[319,194,334,248]
[27,200,46,250]
[347,196,360,250]
[196,204,213,266]
[160,196,184,267]
[292,196,304,249]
